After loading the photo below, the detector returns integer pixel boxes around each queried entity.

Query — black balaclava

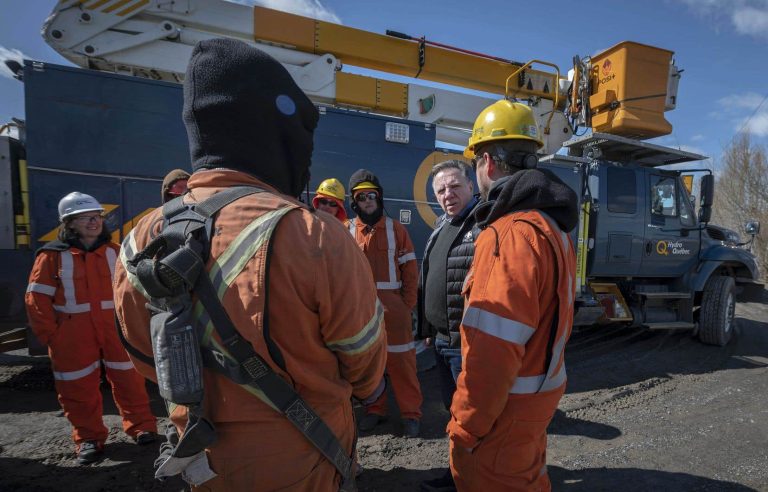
[348,168,384,226]
[182,38,319,197]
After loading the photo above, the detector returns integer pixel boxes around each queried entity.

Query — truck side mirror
[698,174,714,223]
[745,220,760,236]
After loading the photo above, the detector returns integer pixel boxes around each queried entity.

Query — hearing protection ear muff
[520,152,539,169]
[506,151,539,169]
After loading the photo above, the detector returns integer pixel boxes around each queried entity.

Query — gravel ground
[1,290,766,491]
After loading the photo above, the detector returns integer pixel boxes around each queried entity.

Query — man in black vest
[418,160,480,492]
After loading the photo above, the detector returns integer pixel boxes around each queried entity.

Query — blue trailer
[0,60,451,348]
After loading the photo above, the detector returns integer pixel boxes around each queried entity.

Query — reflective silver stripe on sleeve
[376,281,402,290]
[105,247,117,280]
[510,374,545,394]
[121,230,137,260]
[27,283,56,296]
[509,364,567,394]
[53,304,91,314]
[119,231,151,300]
[326,299,385,355]
[384,218,397,286]
[540,363,567,392]
[348,218,356,236]
[387,341,416,353]
[56,251,90,314]
[103,360,134,370]
[462,306,535,345]
[397,252,416,264]
[53,361,100,381]
[101,300,115,310]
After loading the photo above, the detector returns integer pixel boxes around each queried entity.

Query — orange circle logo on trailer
[601,59,612,77]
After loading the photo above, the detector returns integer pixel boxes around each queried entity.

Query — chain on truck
[0,0,763,356]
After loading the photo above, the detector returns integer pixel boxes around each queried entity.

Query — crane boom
[41,0,679,151]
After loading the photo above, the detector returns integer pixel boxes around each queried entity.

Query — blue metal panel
[24,62,189,178]
[311,108,440,258]
[0,250,33,328]
[27,168,161,250]
[23,63,445,257]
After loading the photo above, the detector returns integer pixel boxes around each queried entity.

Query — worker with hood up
[313,177,348,222]
[113,39,386,491]
[448,100,578,491]
[348,169,423,438]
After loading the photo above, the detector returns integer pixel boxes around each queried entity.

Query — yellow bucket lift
[588,41,676,139]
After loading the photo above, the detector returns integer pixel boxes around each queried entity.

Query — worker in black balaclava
[183,38,319,197]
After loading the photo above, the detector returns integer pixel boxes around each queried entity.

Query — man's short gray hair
[431,159,472,180]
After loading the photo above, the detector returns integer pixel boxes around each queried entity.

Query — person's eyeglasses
[317,198,338,208]
[354,192,379,202]
[471,155,483,171]
[73,214,104,224]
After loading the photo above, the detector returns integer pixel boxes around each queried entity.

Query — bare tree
[712,134,767,280]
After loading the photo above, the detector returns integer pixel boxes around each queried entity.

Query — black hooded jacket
[474,168,579,233]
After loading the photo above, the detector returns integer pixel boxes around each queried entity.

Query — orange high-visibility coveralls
[114,170,387,491]
[25,241,157,448]
[350,216,423,420]
[448,210,576,491]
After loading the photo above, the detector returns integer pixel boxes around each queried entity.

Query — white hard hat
[58,192,104,221]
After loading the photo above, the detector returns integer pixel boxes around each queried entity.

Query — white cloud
[739,111,768,136]
[718,92,765,109]
[0,46,29,80]
[717,92,768,137]
[225,0,340,23]
[691,134,705,141]
[732,6,768,37]
[676,0,768,41]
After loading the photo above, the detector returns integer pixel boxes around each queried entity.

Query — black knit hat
[182,38,319,196]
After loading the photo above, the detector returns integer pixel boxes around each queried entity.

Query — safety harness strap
[193,254,354,483]
[138,185,353,487]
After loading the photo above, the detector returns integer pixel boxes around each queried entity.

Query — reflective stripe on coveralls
[26,242,157,446]
[449,209,577,492]
[122,205,386,408]
[53,361,101,381]
[349,218,402,290]
[27,283,57,296]
[387,341,416,353]
[53,251,91,314]
[114,170,389,491]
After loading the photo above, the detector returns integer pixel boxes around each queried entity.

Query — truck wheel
[699,276,736,346]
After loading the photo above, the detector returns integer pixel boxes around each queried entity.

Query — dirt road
[1,292,766,491]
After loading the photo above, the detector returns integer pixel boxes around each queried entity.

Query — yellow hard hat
[464,100,543,158]
[351,181,379,192]
[316,178,345,201]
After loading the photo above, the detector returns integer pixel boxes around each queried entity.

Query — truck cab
[541,133,762,346]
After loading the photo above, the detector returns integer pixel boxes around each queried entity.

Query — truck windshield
[650,176,677,217]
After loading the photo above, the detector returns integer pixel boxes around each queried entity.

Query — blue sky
[1,0,767,166]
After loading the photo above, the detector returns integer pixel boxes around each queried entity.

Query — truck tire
[699,276,736,346]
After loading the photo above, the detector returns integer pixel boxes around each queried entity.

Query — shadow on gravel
[564,290,768,394]
[549,464,758,491]
[0,454,186,492]
[547,409,621,440]
[356,466,446,492]
[0,351,167,416]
